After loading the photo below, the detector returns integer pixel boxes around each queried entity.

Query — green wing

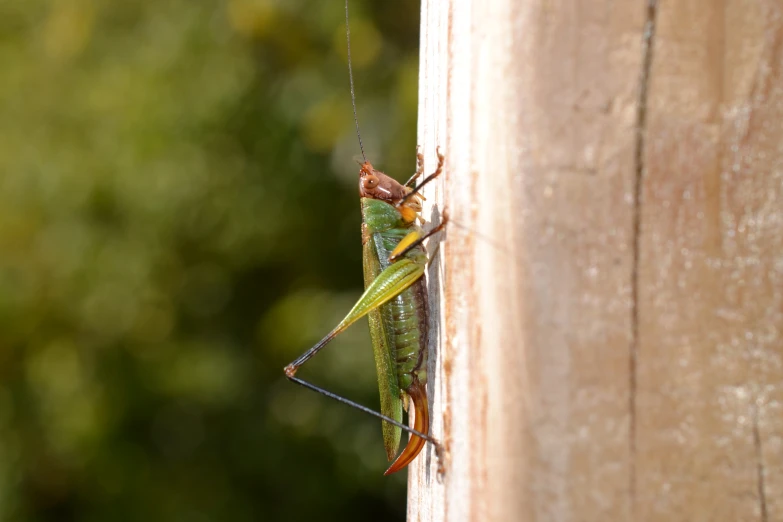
[362,235,402,461]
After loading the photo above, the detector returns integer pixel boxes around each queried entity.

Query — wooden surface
[410,1,783,521]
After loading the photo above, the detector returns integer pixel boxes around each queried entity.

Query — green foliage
[0,0,420,520]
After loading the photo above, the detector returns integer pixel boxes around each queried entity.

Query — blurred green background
[0,0,420,520]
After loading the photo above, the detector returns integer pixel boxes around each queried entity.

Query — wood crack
[630,0,658,515]
[752,403,768,522]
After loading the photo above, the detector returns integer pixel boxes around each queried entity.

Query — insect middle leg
[389,210,449,262]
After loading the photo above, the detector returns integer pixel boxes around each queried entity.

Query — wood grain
[637,1,783,521]
[409,0,783,521]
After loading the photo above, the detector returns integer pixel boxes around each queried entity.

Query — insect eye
[364,175,379,189]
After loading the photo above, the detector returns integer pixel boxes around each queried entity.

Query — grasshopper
[283,0,445,475]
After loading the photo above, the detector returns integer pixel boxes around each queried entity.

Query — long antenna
[345,0,367,163]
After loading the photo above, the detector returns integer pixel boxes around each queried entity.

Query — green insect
[283,0,445,475]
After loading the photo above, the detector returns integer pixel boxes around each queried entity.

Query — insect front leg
[404,146,426,187]
[397,147,445,209]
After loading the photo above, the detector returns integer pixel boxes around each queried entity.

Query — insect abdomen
[362,197,429,394]
[389,268,428,391]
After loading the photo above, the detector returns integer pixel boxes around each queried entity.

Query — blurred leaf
[0,0,417,520]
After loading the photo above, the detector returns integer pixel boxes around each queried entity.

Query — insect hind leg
[285,374,439,445]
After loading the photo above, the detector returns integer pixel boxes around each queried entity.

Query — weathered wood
[637,2,783,521]
[411,1,783,521]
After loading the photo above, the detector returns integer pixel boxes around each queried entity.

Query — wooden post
[412,1,783,521]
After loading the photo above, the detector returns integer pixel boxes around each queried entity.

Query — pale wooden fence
[411,1,783,521]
